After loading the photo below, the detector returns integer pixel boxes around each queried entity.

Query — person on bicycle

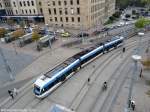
[103,81,107,90]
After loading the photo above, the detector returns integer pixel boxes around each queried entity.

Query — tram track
[1,35,148,111]
[68,38,136,111]
[69,37,149,112]
[6,38,138,109]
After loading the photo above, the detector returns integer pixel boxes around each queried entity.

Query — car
[101,27,110,32]
[61,32,70,37]
[77,33,89,37]
[92,30,101,36]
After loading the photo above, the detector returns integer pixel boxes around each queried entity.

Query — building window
[0,3,2,8]
[48,8,51,15]
[55,17,57,22]
[54,8,56,15]
[50,17,53,22]
[20,1,22,6]
[13,2,16,7]
[66,17,68,22]
[40,8,43,14]
[77,8,80,14]
[16,10,18,14]
[60,17,63,22]
[78,17,80,22]
[39,1,42,6]
[71,17,74,22]
[52,1,55,6]
[70,0,73,5]
[25,9,27,14]
[59,8,62,15]
[47,1,50,6]
[22,10,24,14]
[58,1,61,5]
[64,1,67,5]
[33,9,35,13]
[65,8,68,15]
[31,1,34,6]
[23,1,26,6]
[71,8,74,14]
[77,0,79,5]
[27,1,30,6]
[29,9,31,14]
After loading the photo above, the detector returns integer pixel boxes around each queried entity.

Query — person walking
[8,90,14,99]
[13,88,18,96]
[122,47,126,53]
[131,100,135,111]
[139,68,143,78]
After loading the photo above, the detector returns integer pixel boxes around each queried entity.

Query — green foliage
[0,28,6,38]
[135,18,150,29]
[12,29,25,39]
[141,0,150,4]
[116,0,147,9]
[19,21,26,28]
[104,19,113,25]
[7,19,15,26]
[132,10,136,15]
[32,32,41,41]
[109,16,115,21]
[112,11,122,18]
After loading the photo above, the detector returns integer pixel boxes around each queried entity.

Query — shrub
[113,11,122,18]
[32,32,41,41]
[0,28,6,38]
[12,29,25,39]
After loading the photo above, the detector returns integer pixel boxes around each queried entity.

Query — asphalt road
[0,47,35,86]
[1,31,149,111]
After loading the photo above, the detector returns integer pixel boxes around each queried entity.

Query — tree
[141,0,150,4]
[135,18,150,29]
[112,11,122,18]
[32,32,41,41]
[12,29,25,39]
[0,28,6,38]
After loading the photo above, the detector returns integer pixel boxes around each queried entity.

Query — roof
[50,104,74,112]
[34,75,50,88]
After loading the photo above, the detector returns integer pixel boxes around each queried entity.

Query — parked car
[77,33,89,37]
[92,30,102,36]
[61,32,70,37]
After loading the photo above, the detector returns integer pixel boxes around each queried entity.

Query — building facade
[0,0,6,16]
[42,0,116,29]
[0,0,116,29]
[0,0,44,24]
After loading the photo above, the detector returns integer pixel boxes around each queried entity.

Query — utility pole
[12,42,17,55]
[0,47,14,80]
[125,55,141,112]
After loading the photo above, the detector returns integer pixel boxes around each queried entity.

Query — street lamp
[45,24,52,49]
[0,47,14,80]
[137,32,144,55]
[125,54,141,112]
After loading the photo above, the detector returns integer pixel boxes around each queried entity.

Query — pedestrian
[122,47,126,53]
[8,90,14,99]
[139,68,143,78]
[131,100,135,111]
[87,78,91,85]
[13,88,18,96]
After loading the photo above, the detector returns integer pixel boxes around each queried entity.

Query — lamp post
[45,24,52,49]
[12,42,17,55]
[137,32,144,55]
[125,55,141,112]
[0,47,14,80]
